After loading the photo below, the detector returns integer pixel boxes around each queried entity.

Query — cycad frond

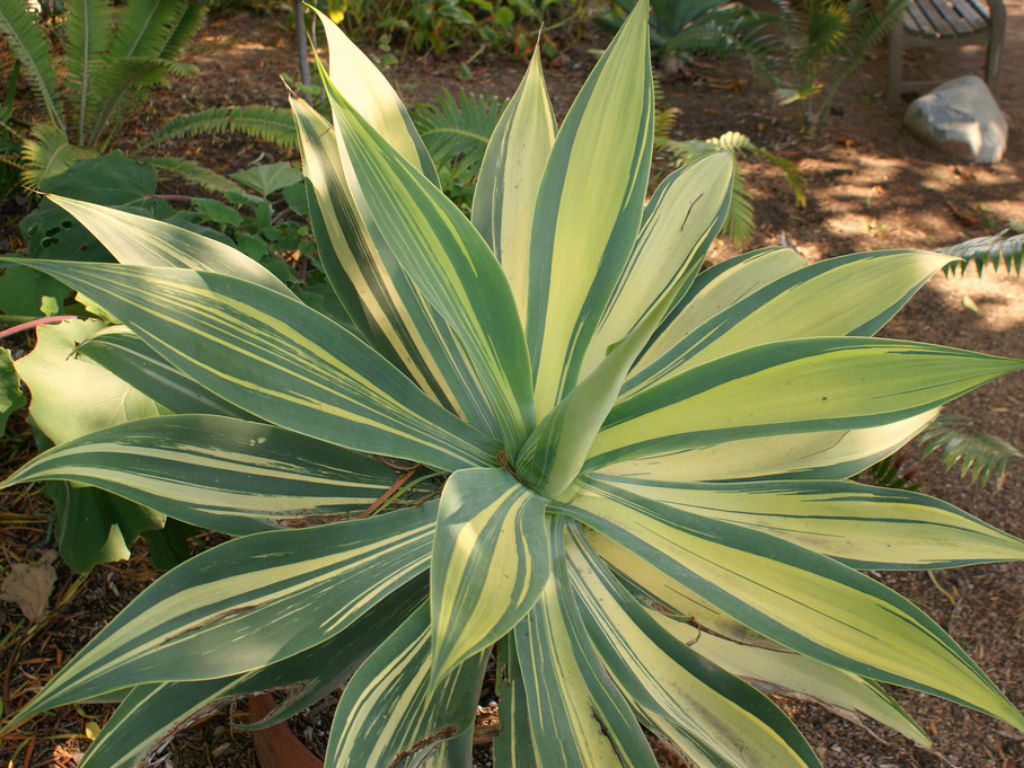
[0,0,64,130]
[145,155,244,195]
[410,89,505,175]
[940,230,1024,277]
[108,0,188,59]
[20,123,95,187]
[919,414,1023,487]
[65,0,115,144]
[159,3,207,61]
[146,106,298,150]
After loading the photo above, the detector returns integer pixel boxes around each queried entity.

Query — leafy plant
[939,226,1024,277]
[3,3,1024,766]
[739,0,908,133]
[0,0,294,189]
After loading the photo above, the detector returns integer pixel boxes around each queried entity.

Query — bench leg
[986,0,1006,94]
[888,23,905,108]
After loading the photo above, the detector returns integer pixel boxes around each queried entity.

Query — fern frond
[20,123,95,187]
[160,3,207,61]
[0,0,64,130]
[66,0,115,144]
[939,230,1024,277]
[108,0,188,59]
[411,90,505,171]
[918,413,1023,487]
[145,155,244,195]
[867,452,923,490]
[146,106,298,150]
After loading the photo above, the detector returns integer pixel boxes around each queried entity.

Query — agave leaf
[625,249,956,395]
[588,337,1024,470]
[2,414,413,534]
[634,245,808,375]
[563,481,1024,731]
[324,601,485,767]
[644,610,931,748]
[326,75,535,449]
[310,5,436,182]
[472,46,556,326]
[5,503,437,731]
[78,326,252,418]
[595,476,1024,569]
[1,258,500,471]
[47,195,291,296]
[513,518,658,768]
[78,579,427,767]
[0,0,63,130]
[429,468,549,684]
[293,93,504,438]
[563,524,821,768]
[600,408,940,483]
[527,0,654,419]
[494,635,536,767]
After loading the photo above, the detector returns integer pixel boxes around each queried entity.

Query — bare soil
[2,3,1024,767]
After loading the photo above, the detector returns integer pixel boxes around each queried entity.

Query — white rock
[903,75,1008,163]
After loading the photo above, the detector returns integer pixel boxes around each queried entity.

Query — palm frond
[919,413,1023,487]
[65,0,115,144]
[939,230,1024,277]
[146,106,298,150]
[410,89,505,180]
[0,0,64,130]
[145,155,245,195]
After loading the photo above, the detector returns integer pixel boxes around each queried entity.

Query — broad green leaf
[77,326,252,418]
[625,250,956,395]
[527,0,654,419]
[579,152,735,381]
[324,601,485,768]
[79,580,427,767]
[13,318,161,445]
[597,409,939,482]
[645,610,931,748]
[231,161,303,197]
[429,468,548,684]
[48,195,293,297]
[0,347,27,432]
[4,415,408,535]
[293,93,503,437]
[5,503,436,730]
[327,77,535,449]
[494,634,536,768]
[563,524,821,768]
[513,518,658,768]
[514,153,733,496]
[598,476,1024,569]
[589,337,1023,470]
[311,6,436,181]
[2,259,500,471]
[472,46,556,326]
[631,246,807,385]
[562,481,1024,731]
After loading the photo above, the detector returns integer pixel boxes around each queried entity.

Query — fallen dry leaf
[1,550,58,623]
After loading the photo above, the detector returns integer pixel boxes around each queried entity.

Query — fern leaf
[108,0,188,59]
[160,3,207,61]
[0,0,64,131]
[411,89,505,171]
[145,155,244,195]
[919,413,1023,487]
[66,0,115,144]
[939,230,1024,278]
[146,106,297,151]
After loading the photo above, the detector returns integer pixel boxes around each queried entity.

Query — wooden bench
[887,0,1006,106]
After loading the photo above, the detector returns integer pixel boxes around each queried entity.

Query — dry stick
[359,465,422,519]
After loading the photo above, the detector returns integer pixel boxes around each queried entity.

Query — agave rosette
[3,3,1024,766]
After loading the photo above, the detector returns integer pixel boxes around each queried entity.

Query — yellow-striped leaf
[472,46,556,326]
[494,635,537,767]
[2,258,500,471]
[589,337,1023,470]
[598,475,1024,569]
[562,481,1024,731]
[512,517,658,768]
[429,468,549,684]
[324,601,485,767]
[526,0,653,419]
[563,523,821,768]
[6,504,437,731]
[2,414,410,534]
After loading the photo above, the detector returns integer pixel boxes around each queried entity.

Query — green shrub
[2,3,1024,765]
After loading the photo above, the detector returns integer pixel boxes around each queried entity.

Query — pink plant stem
[0,315,83,341]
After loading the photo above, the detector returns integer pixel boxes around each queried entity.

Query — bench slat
[914,0,957,36]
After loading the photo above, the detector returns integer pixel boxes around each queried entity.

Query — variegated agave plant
[3,3,1024,766]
